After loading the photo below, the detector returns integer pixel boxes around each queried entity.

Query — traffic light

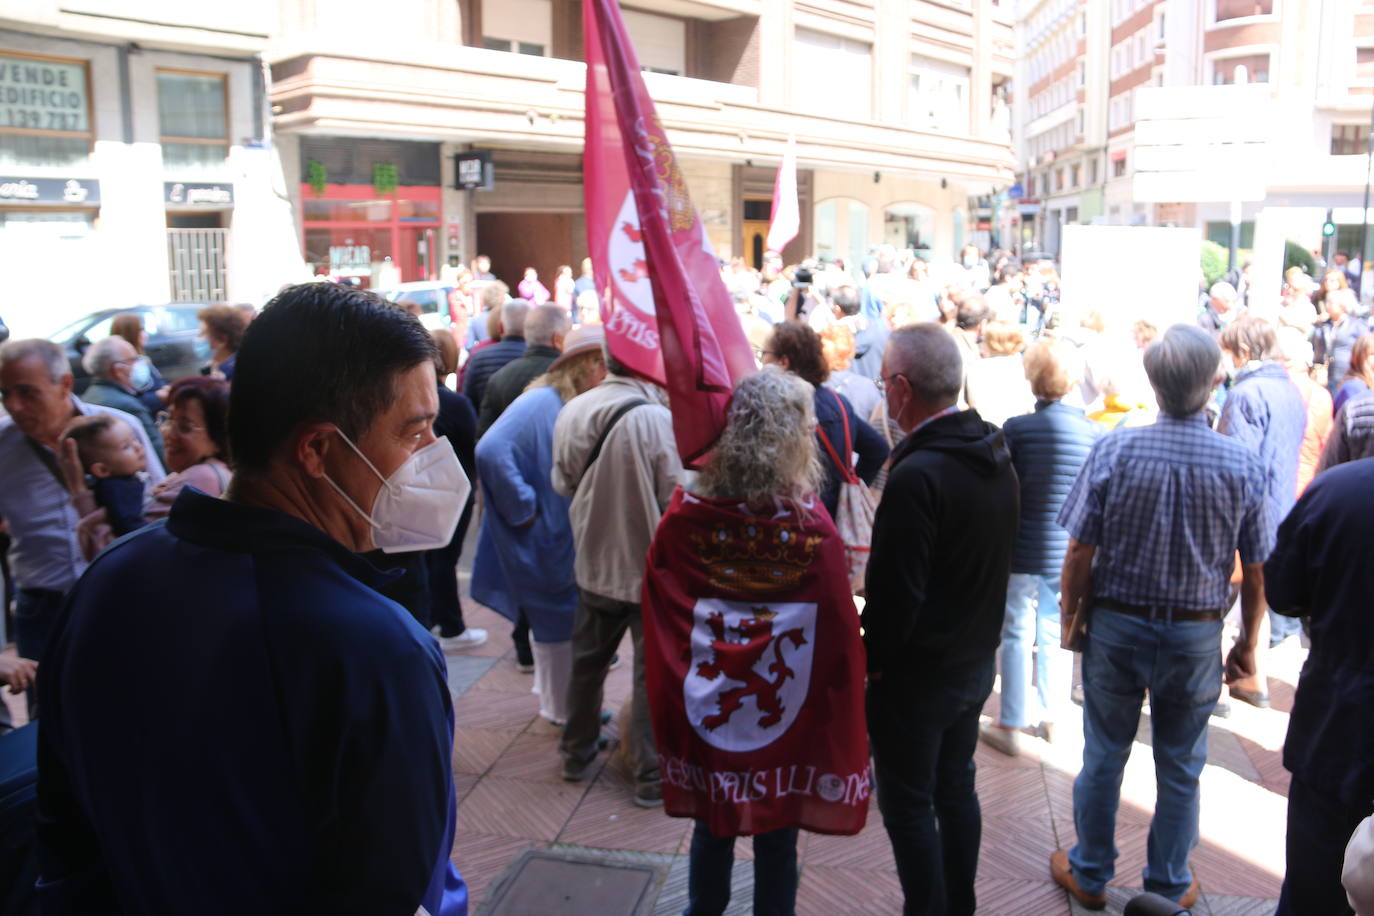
[1323,220,1337,237]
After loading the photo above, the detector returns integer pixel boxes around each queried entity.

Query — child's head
[61,414,146,479]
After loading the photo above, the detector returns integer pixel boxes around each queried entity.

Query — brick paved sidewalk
[445,594,1295,915]
[2,580,1295,915]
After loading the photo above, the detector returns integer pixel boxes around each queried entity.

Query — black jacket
[861,409,1020,677]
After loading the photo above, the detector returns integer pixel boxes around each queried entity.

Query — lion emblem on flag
[684,598,816,752]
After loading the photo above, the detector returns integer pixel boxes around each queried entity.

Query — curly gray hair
[695,368,822,511]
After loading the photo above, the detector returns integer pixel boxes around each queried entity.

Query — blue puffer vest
[1001,400,1102,576]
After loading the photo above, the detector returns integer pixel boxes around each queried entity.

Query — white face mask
[323,430,470,553]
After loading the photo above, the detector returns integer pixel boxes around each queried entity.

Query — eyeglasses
[157,411,203,437]
[875,373,906,392]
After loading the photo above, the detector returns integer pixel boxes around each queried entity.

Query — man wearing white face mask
[35,284,470,916]
[80,335,166,467]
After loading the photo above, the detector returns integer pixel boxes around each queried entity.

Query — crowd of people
[0,238,1371,916]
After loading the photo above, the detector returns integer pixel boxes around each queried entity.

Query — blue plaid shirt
[1058,413,1276,610]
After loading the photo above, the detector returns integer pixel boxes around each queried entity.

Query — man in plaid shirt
[1050,323,1275,910]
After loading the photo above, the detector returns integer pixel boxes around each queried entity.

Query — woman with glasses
[63,377,232,560]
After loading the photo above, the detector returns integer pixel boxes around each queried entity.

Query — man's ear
[294,422,338,479]
[59,372,74,399]
[88,460,111,479]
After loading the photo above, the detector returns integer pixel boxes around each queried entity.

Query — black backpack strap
[578,398,650,485]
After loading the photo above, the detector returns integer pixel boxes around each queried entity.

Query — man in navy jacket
[37,284,468,915]
[1261,456,1374,915]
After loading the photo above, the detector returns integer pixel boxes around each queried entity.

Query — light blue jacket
[470,386,579,642]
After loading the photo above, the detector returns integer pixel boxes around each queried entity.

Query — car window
[397,290,441,314]
[148,307,201,335]
[81,316,114,344]
[48,314,101,342]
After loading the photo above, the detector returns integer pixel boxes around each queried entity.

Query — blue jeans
[685,821,798,916]
[1069,608,1223,900]
[867,658,996,916]
[998,573,1071,728]
[1269,609,1302,647]
[14,589,64,719]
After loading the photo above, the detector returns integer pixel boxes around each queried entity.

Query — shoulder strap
[579,398,650,484]
[816,392,858,483]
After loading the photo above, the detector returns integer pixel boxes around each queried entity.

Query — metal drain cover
[481,850,660,915]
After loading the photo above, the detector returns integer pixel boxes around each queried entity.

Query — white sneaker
[439,628,488,650]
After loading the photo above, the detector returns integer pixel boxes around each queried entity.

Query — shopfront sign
[454,151,493,191]
[165,182,234,207]
[0,54,89,133]
[0,176,99,205]
[329,244,372,278]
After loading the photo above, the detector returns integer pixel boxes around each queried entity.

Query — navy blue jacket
[1002,400,1101,576]
[461,335,526,411]
[813,387,888,520]
[37,489,467,915]
[1266,457,1374,807]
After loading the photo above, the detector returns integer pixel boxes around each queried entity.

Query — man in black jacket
[864,323,1020,916]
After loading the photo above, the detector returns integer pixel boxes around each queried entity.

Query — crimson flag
[641,489,870,837]
[582,0,756,467]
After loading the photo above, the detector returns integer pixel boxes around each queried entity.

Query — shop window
[1215,0,1273,21]
[482,0,551,58]
[1332,124,1368,156]
[158,71,228,172]
[814,200,837,262]
[0,52,93,168]
[796,29,872,121]
[883,203,934,253]
[1211,54,1269,84]
[845,200,869,274]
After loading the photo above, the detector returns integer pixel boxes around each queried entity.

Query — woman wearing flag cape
[641,368,869,916]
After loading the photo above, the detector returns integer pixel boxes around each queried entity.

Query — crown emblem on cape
[689,520,822,594]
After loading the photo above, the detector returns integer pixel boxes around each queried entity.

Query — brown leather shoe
[1178,874,1200,908]
[1050,849,1106,910]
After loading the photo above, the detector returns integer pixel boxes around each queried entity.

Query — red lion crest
[695,607,807,731]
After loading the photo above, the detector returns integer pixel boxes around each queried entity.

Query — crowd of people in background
[1,235,1373,915]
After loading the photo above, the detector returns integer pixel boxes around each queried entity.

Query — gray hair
[0,338,69,382]
[886,323,964,405]
[500,298,531,337]
[1143,324,1221,418]
[525,303,571,347]
[81,336,135,378]
[695,368,822,511]
[1209,281,1237,302]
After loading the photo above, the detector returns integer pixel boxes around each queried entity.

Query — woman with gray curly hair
[641,368,870,916]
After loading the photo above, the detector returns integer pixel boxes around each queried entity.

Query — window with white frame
[482,0,551,56]
[1215,0,1274,21]
[909,54,970,133]
[622,9,686,76]
[797,29,872,119]
[1358,47,1374,81]
[1211,53,1270,84]
[1135,32,1147,66]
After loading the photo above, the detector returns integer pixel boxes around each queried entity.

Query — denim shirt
[1217,360,1308,529]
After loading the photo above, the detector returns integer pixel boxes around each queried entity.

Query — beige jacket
[552,376,685,604]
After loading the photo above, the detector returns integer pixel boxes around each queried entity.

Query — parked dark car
[49,304,212,394]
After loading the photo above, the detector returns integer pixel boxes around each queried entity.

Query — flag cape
[641,488,870,837]
[582,0,756,467]
[766,135,799,255]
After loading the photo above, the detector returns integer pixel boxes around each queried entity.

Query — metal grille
[167,228,227,301]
